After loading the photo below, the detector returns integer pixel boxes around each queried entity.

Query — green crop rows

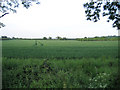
[2,40,119,88]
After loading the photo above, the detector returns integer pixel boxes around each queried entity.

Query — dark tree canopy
[0,0,40,28]
[83,0,120,30]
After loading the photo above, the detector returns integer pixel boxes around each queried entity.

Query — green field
[2,40,119,88]
[2,40,118,59]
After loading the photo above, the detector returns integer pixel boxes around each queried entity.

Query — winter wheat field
[2,40,119,88]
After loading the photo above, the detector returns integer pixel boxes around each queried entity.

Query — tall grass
[2,57,119,88]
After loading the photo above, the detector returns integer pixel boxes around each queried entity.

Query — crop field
[2,40,119,88]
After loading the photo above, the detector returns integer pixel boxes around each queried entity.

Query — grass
[2,57,119,88]
[2,40,119,88]
[2,40,118,59]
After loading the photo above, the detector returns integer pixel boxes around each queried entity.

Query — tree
[62,37,67,40]
[0,0,40,28]
[48,37,52,40]
[1,36,11,40]
[56,36,62,40]
[43,37,47,40]
[83,0,120,30]
[1,36,7,38]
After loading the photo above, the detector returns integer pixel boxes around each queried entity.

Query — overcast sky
[0,0,118,38]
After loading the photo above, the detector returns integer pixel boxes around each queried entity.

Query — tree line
[1,36,119,41]
[76,36,119,41]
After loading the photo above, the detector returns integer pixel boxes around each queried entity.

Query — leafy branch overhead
[0,0,40,28]
[0,0,40,13]
[83,1,120,30]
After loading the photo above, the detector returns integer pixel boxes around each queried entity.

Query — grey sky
[0,0,118,38]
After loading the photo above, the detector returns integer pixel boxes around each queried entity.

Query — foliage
[43,37,47,40]
[83,0,120,29]
[0,0,40,28]
[1,36,11,40]
[48,37,52,40]
[77,36,119,41]
[61,37,67,40]
[0,0,40,13]
[56,36,62,40]
[2,57,118,88]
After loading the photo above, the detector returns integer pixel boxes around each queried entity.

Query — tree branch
[0,13,9,18]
